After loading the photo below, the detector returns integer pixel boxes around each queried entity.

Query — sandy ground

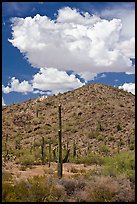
[3,161,98,181]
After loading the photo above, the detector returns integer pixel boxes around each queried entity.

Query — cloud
[117,37,135,58]
[97,4,135,39]
[118,83,135,95]
[2,77,33,94]
[8,7,134,75]
[3,6,135,96]
[2,97,6,106]
[2,68,84,95]
[32,67,84,95]
[78,72,97,81]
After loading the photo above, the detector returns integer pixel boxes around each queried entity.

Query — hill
[2,83,135,156]
[2,83,135,202]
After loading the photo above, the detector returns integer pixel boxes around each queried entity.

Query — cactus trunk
[73,139,77,158]
[48,140,51,167]
[4,134,8,161]
[36,109,39,117]
[41,136,45,164]
[58,105,62,178]
[53,148,57,162]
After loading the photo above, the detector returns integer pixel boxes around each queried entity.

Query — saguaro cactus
[73,139,77,158]
[4,134,8,161]
[58,105,62,178]
[63,149,70,163]
[117,141,120,154]
[53,147,58,162]
[66,135,69,150]
[15,139,21,150]
[48,138,52,167]
[41,136,45,164]
[127,135,130,149]
[36,109,39,117]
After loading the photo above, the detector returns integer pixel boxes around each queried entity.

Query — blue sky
[2,2,135,105]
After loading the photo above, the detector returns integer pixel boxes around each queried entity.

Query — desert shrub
[2,181,17,202]
[108,135,115,141]
[19,152,35,166]
[71,128,78,133]
[99,144,110,155]
[130,135,135,144]
[102,151,135,180]
[85,175,135,202]
[117,123,122,131]
[85,176,118,202]
[87,186,115,202]
[70,167,79,173]
[14,148,27,158]
[2,171,13,182]
[59,178,76,195]
[97,134,104,141]
[88,131,99,139]
[2,175,66,202]
[115,175,135,202]
[129,144,134,150]
[96,121,104,131]
[19,165,27,171]
[70,153,104,165]
[118,140,125,146]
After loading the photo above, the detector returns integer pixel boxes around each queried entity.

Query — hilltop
[2,83,135,156]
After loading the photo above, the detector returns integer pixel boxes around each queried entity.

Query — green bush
[99,144,110,154]
[2,175,66,202]
[70,153,104,165]
[129,144,134,150]
[2,182,17,202]
[101,151,135,180]
[19,152,35,166]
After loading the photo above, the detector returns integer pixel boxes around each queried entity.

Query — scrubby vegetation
[2,150,135,202]
[2,83,135,202]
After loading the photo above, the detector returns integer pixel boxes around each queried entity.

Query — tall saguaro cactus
[41,136,45,164]
[58,105,62,178]
[36,109,39,117]
[73,139,77,158]
[48,138,52,167]
[4,134,8,161]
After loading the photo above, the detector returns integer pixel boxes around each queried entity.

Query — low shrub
[85,175,135,202]
[70,153,104,165]
[19,152,35,166]
[2,175,66,202]
[99,144,110,155]
[88,131,99,139]
[101,151,135,180]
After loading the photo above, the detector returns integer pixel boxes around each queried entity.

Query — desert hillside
[2,83,135,155]
[2,83,135,202]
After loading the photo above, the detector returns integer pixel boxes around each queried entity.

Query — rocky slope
[2,83,135,156]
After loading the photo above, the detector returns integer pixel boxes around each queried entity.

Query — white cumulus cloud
[2,68,84,95]
[3,6,135,96]
[2,77,33,94]
[32,67,84,95]
[118,83,135,95]
[2,97,6,106]
[8,7,134,75]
